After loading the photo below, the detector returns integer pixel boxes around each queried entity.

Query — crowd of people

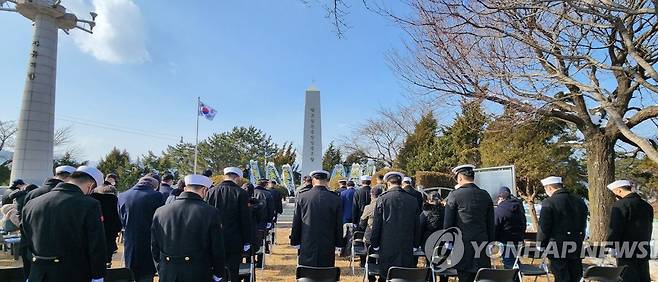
[0,162,654,282]
[1,166,284,282]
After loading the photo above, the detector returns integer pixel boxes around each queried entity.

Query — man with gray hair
[118,174,165,282]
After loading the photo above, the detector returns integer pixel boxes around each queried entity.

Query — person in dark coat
[336,179,348,195]
[370,172,421,281]
[91,183,123,267]
[291,170,344,267]
[20,165,77,280]
[373,174,386,192]
[24,165,76,203]
[118,175,165,282]
[606,180,653,282]
[494,186,526,270]
[158,172,175,200]
[152,174,226,282]
[340,181,357,225]
[22,166,106,282]
[166,179,185,204]
[537,176,588,282]
[206,167,252,282]
[402,177,424,212]
[2,179,27,205]
[296,176,313,196]
[419,191,444,244]
[352,176,372,224]
[444,165,495,282]
[267,180,284,222]
[254,179,275,228]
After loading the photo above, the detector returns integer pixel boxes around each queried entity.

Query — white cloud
[67,0,149,64]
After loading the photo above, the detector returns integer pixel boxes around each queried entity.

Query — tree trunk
[523,196,540,232]
[584,133,616,242]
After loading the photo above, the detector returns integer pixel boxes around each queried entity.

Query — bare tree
[341,104,426,167]
[0,121,17,167]
[377,0,658,241]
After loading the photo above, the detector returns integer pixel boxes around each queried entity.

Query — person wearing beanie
[118,175,166,281]
[494,186,526,273]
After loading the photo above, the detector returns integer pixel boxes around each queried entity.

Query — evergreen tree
[272,142,297,168]
[343,149,369,167]
[448,101,488,166]
[98,148,141,191]
[53,151,88,168]
[322,143,342,171]
[396,112,438,175]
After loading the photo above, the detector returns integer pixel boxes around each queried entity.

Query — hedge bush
[415,171,455,188]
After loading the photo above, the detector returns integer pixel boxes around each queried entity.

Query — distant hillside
[0,150,11,163]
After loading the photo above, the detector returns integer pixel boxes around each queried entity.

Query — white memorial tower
[301,86,322,177]
[1,0,96,184]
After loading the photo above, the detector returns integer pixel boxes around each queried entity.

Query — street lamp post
[1,0,96,184]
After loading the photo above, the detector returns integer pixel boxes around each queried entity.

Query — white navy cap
[223,167,243,178]
[541,176,562,186]
[184,174,213,188]
[383,171,404,181]
[55,165,76,175]
[607,180,632,190]
[310,170,330,179]
[452,164,476,175]
[360,175,372,181]
[76,166,104,187]
[403,177,413,183]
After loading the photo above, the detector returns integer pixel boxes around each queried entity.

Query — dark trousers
[549,258,582,282]
[618,258,650,282]
[20,248,31,280]
[457,270,476,282]
[226,251,241,281]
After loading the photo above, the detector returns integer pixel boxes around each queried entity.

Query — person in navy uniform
[254,179,275,229]
[606,180,653,282]
[340,181,357,225]
[267,180,284,223]
[402,177,423,212]
[296,176,313,196]
[206,167,252,282]
[291,170,344,267]
[337,179,348,195]
[352,175,372,224]
[118,174,165,282]
[444,164,495,282]
[370,172,421,281]
[22,166,107,282]
[537,176,588,282]
[152,174,226,282]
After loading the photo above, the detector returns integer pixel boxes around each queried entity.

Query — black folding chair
[106,267,134,282]
[386,267,431,282]
[296,265,341,282]
[513,244,549,282]
[350,231,367,274]
[474,268,519,282]
[0,267,24,282]
[363,249,380,282]
[580,265,626,282]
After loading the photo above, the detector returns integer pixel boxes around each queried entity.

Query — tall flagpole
[194,97,200,174]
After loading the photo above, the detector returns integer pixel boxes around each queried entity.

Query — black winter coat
[352,186,371,224]
[206,180,252,254]
[152,192,226,282]
[91,192,123,254]
[494,198,526,243]
[537,189,588,259]
[24,178,63,204]
[22,183,106,282]
[444,183,495,272]
[419,203,444,244]
[291,186,344,267]
[371,186,421,278]
[606,193,653,259]
[254,186,274,226]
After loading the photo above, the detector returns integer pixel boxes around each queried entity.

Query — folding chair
[386,267,431,282]
[581,244,616,269]
[0,267,24,282]
[350,231,368,274]
[423,229,458,282]
[239,249,256,282]
[513,244,550,282]
[474,268,519,282]
[105,267,135,282]
[363,250,380,282]
[296,265,341,282]
[580,265,626,282]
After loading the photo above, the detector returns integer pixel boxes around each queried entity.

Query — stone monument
[300,86,322,177]
[1,0,96,184]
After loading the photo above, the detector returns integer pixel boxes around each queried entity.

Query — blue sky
[0,1,416,162]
